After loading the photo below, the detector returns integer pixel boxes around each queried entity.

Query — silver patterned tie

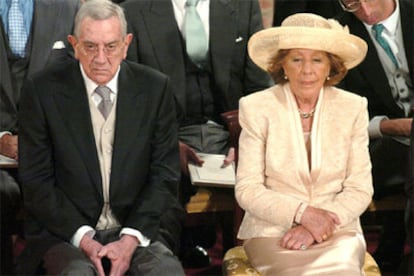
[184,0,208,67]
[95,86,113,119]
[8,0,28,57]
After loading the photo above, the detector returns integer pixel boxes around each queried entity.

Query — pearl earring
[326,76,331,81]
[284,75,288,80]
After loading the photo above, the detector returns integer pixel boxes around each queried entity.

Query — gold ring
[300,244,307,250]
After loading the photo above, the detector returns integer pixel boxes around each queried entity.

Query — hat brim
[248,26,368,71]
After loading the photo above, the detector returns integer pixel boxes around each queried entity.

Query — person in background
[16,0,184,275]
[235,13,373,275]
[336,0,413,272]
[121,0,271,266]
[273,0,342,26]
[0,0,79,274]
[404,115,414,275]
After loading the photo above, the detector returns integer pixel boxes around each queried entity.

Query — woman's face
[282,49,331,96]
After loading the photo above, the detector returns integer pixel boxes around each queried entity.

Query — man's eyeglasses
[338,0,376,12]
[78,41,124,58]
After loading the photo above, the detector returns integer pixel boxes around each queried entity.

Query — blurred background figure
[273,0,341,26]
[121,0,271,267]
[336,0,413,272]
[0,0,79,274]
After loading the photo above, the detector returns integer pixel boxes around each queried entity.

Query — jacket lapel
[0,21,15,112]
[29,0,57,75]
[210,0,236,92]
[400,0,413,80]
[53,62,103,196]
[347,17,401,114]
[142,0,186,109]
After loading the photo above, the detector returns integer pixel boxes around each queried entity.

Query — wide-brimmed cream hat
[248,13,367,70]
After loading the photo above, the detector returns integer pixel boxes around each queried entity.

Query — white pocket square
[235,36,243,43]
[52,41,65,49]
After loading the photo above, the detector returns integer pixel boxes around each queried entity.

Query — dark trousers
[370,137,411,265]
[42,228,185,275]
[0,169,21,275]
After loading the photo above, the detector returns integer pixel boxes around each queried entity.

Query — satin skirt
[244,230,366,276]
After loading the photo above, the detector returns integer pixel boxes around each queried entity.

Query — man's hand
[221,147,235,168]
[299,206,340,243]
[0,134,18,160]
[179,141,203,175]
[380,118,412,137]
[79,235,105,276]
[98,234,139,276]
[280,225,314,250]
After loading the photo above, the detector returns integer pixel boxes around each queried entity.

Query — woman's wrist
[294,202,308,224]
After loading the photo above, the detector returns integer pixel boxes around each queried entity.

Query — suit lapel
[348,17,401,114]
[210,0,236,92]
[54,62,103,196]
[110,63,146,188]
[0,20,15,112]
[142,0,186,108]
[400,0,413,80]
[29,0,54,74]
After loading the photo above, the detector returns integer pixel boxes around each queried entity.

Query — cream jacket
[236,84,373,240]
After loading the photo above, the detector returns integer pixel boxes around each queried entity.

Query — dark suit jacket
[273,0,342,26]
[122,0,271,120]
[17,59,180,272]
[337,0,413,119]
[0,0,79,134]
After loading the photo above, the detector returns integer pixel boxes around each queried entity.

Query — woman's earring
[326,76,331,81]
[284,75,288,80]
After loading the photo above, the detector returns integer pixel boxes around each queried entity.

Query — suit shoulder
[29,58,78,82]
[121,0,147,11]
[122,60,168,82]
[239,86,282,115]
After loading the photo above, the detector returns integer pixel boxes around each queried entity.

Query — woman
[235,13,373,275]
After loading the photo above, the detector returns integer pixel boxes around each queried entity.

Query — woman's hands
[299,205,341,243]
[281,205,341,250]
[280,225,314,250]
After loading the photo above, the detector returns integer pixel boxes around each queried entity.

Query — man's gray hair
[74,0,127,38]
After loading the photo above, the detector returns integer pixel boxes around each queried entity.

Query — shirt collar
[171,0,208,11]
[80,64,120,98]
[364,0,400,36]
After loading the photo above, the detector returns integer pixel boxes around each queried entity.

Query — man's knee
[60,260,96,276]
[130,241,185,275]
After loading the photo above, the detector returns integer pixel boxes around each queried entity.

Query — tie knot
[186,0,199,7]
[95,86,112,101]
[372,24,384,36]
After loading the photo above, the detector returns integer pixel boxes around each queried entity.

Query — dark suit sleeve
[18,76,91,241]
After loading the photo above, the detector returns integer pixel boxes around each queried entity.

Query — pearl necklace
[298,109,315,119]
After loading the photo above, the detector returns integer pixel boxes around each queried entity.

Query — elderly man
[16,0,184,275]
